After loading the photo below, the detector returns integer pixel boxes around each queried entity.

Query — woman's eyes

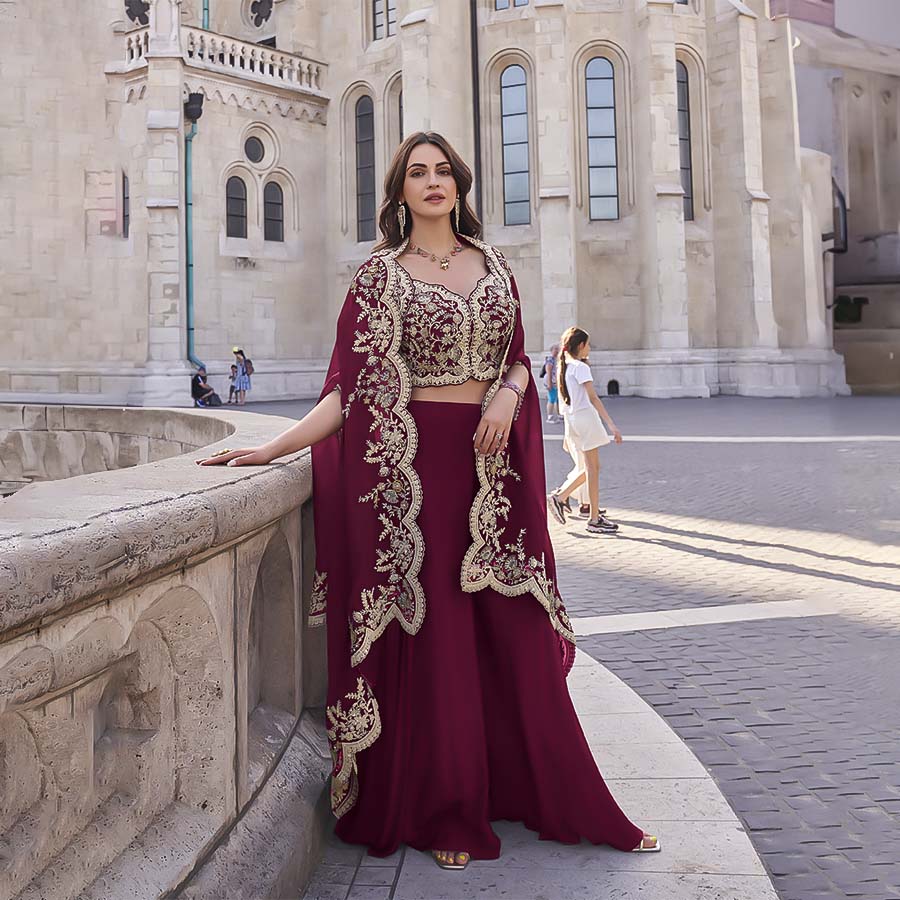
[410,169,452,177]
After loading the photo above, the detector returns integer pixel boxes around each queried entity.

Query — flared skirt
[334,399,643,859]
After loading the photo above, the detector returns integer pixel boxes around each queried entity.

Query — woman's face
[581,339,591,358]
[401,143,457,226]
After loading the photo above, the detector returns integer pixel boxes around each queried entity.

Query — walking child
[548,327,622,535]
[228,364,238,403]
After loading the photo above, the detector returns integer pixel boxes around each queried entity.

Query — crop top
[396,266,517,387]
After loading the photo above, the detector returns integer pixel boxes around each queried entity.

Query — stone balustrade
[124,27,149,70]
[182,26,326,94]
[118,25,326,94]
[0,406,330,899]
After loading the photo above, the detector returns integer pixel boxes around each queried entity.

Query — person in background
[227,364,239,404]
[191,366,221,407]
[544,344,561,424]
[548,327,621,535]
[232,347,253,405]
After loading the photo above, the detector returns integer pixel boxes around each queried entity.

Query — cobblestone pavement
[581,617,900,900]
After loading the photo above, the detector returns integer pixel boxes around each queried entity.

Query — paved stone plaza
[250,396,900,900]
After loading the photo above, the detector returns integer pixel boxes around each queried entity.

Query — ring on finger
[211,447,233,458]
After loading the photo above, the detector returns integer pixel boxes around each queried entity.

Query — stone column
[398,0,474,163]
[142,0,189,404]
[707,0,778,350]
[633,0,691,352]
[534,1,576,350]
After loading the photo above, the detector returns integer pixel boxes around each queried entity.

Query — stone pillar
[398,0,474,162]
[754,6,829,349]
[534,1,576,349]
[707,0,778,350]
[633,0,691,352]
[142,0,189,404]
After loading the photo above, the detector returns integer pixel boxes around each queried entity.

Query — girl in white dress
[548,327,622,534]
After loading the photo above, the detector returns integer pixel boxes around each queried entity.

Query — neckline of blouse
[387,233,502,304]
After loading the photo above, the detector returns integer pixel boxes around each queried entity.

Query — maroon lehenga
[310,236,642,858]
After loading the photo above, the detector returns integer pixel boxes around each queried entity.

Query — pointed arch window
[676,61,695,222]
[586,56,619,221]
[500,64,530,226]
[356,96,376,242]
[264,182,284,242]
[226,176,248,238]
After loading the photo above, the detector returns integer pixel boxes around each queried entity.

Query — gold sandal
[632,834,661,853]
[432,850,470,870]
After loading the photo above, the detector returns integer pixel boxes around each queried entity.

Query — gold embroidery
[309,570,327,627]
[461,443,576,645]
[346,252,426,667]
[460,242,575,645]
[326,676,382,818]
[397,270,513,387]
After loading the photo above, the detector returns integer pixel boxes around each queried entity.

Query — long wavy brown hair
[558,327,590,407]
[374,131,482,251]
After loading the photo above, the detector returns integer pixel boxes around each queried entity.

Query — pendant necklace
[408,240,464,271]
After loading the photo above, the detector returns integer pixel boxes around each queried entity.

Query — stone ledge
[0,407,310,637]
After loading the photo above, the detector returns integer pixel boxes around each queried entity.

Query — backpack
[539,362,547,379]
[244,358,254,376]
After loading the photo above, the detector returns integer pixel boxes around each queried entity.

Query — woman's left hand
[474,389,517,456]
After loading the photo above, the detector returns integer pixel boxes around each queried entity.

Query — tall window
[356,96,376,242]
[122,172,130,238]
[495,0,528,8]
[372,0,397,39]
[263,182,284,242]
[226,176,248,238]
[676,61,694,222]
[500,65,530,226]
[586,57,618,221]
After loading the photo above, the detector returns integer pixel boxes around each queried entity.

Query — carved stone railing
[0,406,329,900]
[124,26,149,70]
[116,25,327,94]
[182,26,326,93]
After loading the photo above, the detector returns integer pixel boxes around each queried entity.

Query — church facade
[1,0,896,405]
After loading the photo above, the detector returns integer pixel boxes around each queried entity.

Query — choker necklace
[408,239,464,271]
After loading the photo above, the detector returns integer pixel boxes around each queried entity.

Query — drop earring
[398,202,407,237]
[454,197,461,233]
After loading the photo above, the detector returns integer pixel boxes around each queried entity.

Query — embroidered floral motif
[346,254,426,667]
[397,269,513,387]
[309,570,327,627]
[461,446,576,645]
[326,676,382,817]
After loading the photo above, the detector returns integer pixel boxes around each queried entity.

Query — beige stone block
[22,405,48,430]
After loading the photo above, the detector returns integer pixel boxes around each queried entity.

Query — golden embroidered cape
[310,236,576,818]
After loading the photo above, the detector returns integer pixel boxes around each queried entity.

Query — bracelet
[499,379,525,420]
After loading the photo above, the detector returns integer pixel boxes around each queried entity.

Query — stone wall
[0,408,330,899]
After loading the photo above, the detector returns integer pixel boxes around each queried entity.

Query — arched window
[355,96,376,242]
[263,182,284,242]
[586,56,618,221]
[372,0,397,39]
[226,176,247,238]
[676,61,694,222]
[500,64,530,226]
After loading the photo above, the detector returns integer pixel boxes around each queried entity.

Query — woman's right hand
[196,446,274,467]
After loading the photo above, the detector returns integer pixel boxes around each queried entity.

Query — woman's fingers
[473,418,512,456]
[196,447,256,466]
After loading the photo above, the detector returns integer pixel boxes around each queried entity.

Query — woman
[233,347,251,405]
[198,132,658,867]
[549,328,622,535]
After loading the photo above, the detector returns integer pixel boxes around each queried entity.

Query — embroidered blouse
[397,267,517,387]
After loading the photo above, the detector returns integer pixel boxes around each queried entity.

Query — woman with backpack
[232,347,253,405]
